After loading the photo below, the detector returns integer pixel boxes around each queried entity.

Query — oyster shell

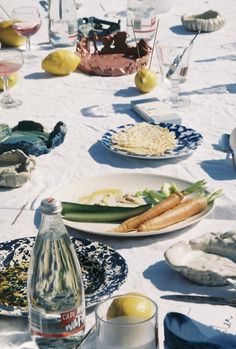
[190,231,236,263]
[0,149,36,188]
[181,10,225,33]
[164,231,236,286]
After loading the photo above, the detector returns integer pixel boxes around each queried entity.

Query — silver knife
[161,294,236,307]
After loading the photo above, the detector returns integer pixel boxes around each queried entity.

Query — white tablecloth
[0,0,236,347]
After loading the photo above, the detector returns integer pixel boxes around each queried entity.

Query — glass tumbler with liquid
[126,0,157,41]
[27,198,85,349]
[48,0,78,47]
[95,294,158,349]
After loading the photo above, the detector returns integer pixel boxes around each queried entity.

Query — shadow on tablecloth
[200,159,236,180]
[180,83,236,95]
[88,141,192,169]
[143,260,234,299]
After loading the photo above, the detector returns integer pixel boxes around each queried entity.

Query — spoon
[166,31,200,79]
[229,127,236,168]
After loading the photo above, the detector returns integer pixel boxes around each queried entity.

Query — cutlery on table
[11,201,28,225]
[161,294,236,307]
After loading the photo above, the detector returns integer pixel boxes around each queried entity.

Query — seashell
[0,149,36,188]
[181,10,225,33]
[164,231,236,286]
[190,231,236,262]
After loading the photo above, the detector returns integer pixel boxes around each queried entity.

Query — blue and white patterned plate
[101,123,203,159]
[0,236,128,317]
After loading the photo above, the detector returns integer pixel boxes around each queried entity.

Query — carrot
[112,191,184,232]
[137,197,207,232]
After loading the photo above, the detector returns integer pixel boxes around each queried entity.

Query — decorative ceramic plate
[101,123,203,159]
[0,236,128,317]
[53,173,214,237]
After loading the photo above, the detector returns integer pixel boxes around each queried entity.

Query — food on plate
[0,20,25,47]
[78,188,144,206]
[134,68,157,93]
[113,180,207,232]
[137,189,222,232]
[138,196,207,232]
[61,179,210,228]
[164,231,236,286]
[113,192,183,233]
[107,293,154,320]
[0,72,18,90]
[0,264,28,308]
[111,123,176,156]
[62,202,152,222]
[41,49,81,76]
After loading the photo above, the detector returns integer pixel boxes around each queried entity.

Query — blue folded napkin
[164,312,236,349]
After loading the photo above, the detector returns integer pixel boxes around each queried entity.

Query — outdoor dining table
[0,0,236,348]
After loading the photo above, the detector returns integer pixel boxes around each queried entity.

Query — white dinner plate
[53,173,214,238]
[101,123,203,160]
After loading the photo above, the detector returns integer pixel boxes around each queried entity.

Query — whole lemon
[0,21,25,47]
[135,68,157,93]
[107,294,155,320]
[42,50,81,76]
[0,73,18,90]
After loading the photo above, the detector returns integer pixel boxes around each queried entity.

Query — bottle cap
[40,198,62,214]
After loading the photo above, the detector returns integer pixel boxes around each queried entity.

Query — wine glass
[156,40,193,108]
[12,7,41,58]
[0,49,24,109]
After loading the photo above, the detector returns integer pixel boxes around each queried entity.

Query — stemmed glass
[12,7,41,59]
[0,49,24,108]
[156,40,193,108]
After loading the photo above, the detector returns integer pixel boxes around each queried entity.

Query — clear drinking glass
[156,40,193,108]
[12,7,42,58]
[95,294,158,349]
[0,49,24,108]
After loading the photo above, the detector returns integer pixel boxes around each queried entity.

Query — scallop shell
[0,149,36,188]
[181,10,225,33]
[164,231,236,286]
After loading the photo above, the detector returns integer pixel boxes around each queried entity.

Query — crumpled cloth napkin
[0,121,67,157]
